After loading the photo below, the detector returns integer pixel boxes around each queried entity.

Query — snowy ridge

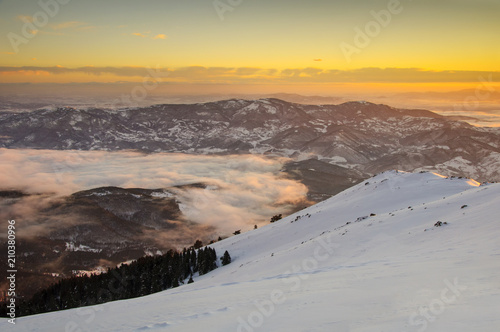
[4,171,500,331]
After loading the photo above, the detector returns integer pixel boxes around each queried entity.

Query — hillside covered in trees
[1,246,230,317]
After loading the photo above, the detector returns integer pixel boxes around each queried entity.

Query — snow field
[3,171,499,331]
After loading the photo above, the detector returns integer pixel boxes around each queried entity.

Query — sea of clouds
[0,149,309,236]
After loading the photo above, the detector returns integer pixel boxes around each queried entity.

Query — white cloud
[0,149,309,234]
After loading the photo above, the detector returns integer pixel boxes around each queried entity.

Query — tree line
[1,247,231,317]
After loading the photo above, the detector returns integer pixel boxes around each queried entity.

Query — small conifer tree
[221,250,231,266]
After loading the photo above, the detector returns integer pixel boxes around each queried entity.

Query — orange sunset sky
[0,0,499,111]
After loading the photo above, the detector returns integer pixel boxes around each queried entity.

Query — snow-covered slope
[4,171,500,331]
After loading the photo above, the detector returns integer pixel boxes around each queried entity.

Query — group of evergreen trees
[1,247,230,317]
[270,214,283,223]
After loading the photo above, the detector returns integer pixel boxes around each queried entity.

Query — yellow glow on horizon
[1,68,498,90]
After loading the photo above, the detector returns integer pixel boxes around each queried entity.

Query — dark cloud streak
[1,66,499,83]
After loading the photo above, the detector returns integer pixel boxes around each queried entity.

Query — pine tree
[221,250,232,266]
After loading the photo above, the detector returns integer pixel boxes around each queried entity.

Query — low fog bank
[0,149,310,236]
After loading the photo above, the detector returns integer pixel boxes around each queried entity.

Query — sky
[0,0,499,86]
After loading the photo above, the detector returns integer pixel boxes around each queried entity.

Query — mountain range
[1,98,499,306]
[1,98,499,182]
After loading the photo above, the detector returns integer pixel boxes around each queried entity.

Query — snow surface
[65,242,102,254]
[3,171,500,331]
[149,191,174,198]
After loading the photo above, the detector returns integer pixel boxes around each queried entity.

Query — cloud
[16,15,33,23]
[313,59,322,62]
[0,65,170,78]
[0,193,67,238]
[235,67,261,76]
[282,67,323,78]
[36,30,65,36]
[0,149,310,235]
[132,32,167,40]
[1,66,499,83]
[153,34,167,40]
[10,18,93,39]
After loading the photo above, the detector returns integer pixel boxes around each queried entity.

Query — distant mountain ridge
[1,98,499,181]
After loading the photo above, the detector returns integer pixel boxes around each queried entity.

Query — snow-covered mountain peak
[205,171,490,278]
[5,171,499,331]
